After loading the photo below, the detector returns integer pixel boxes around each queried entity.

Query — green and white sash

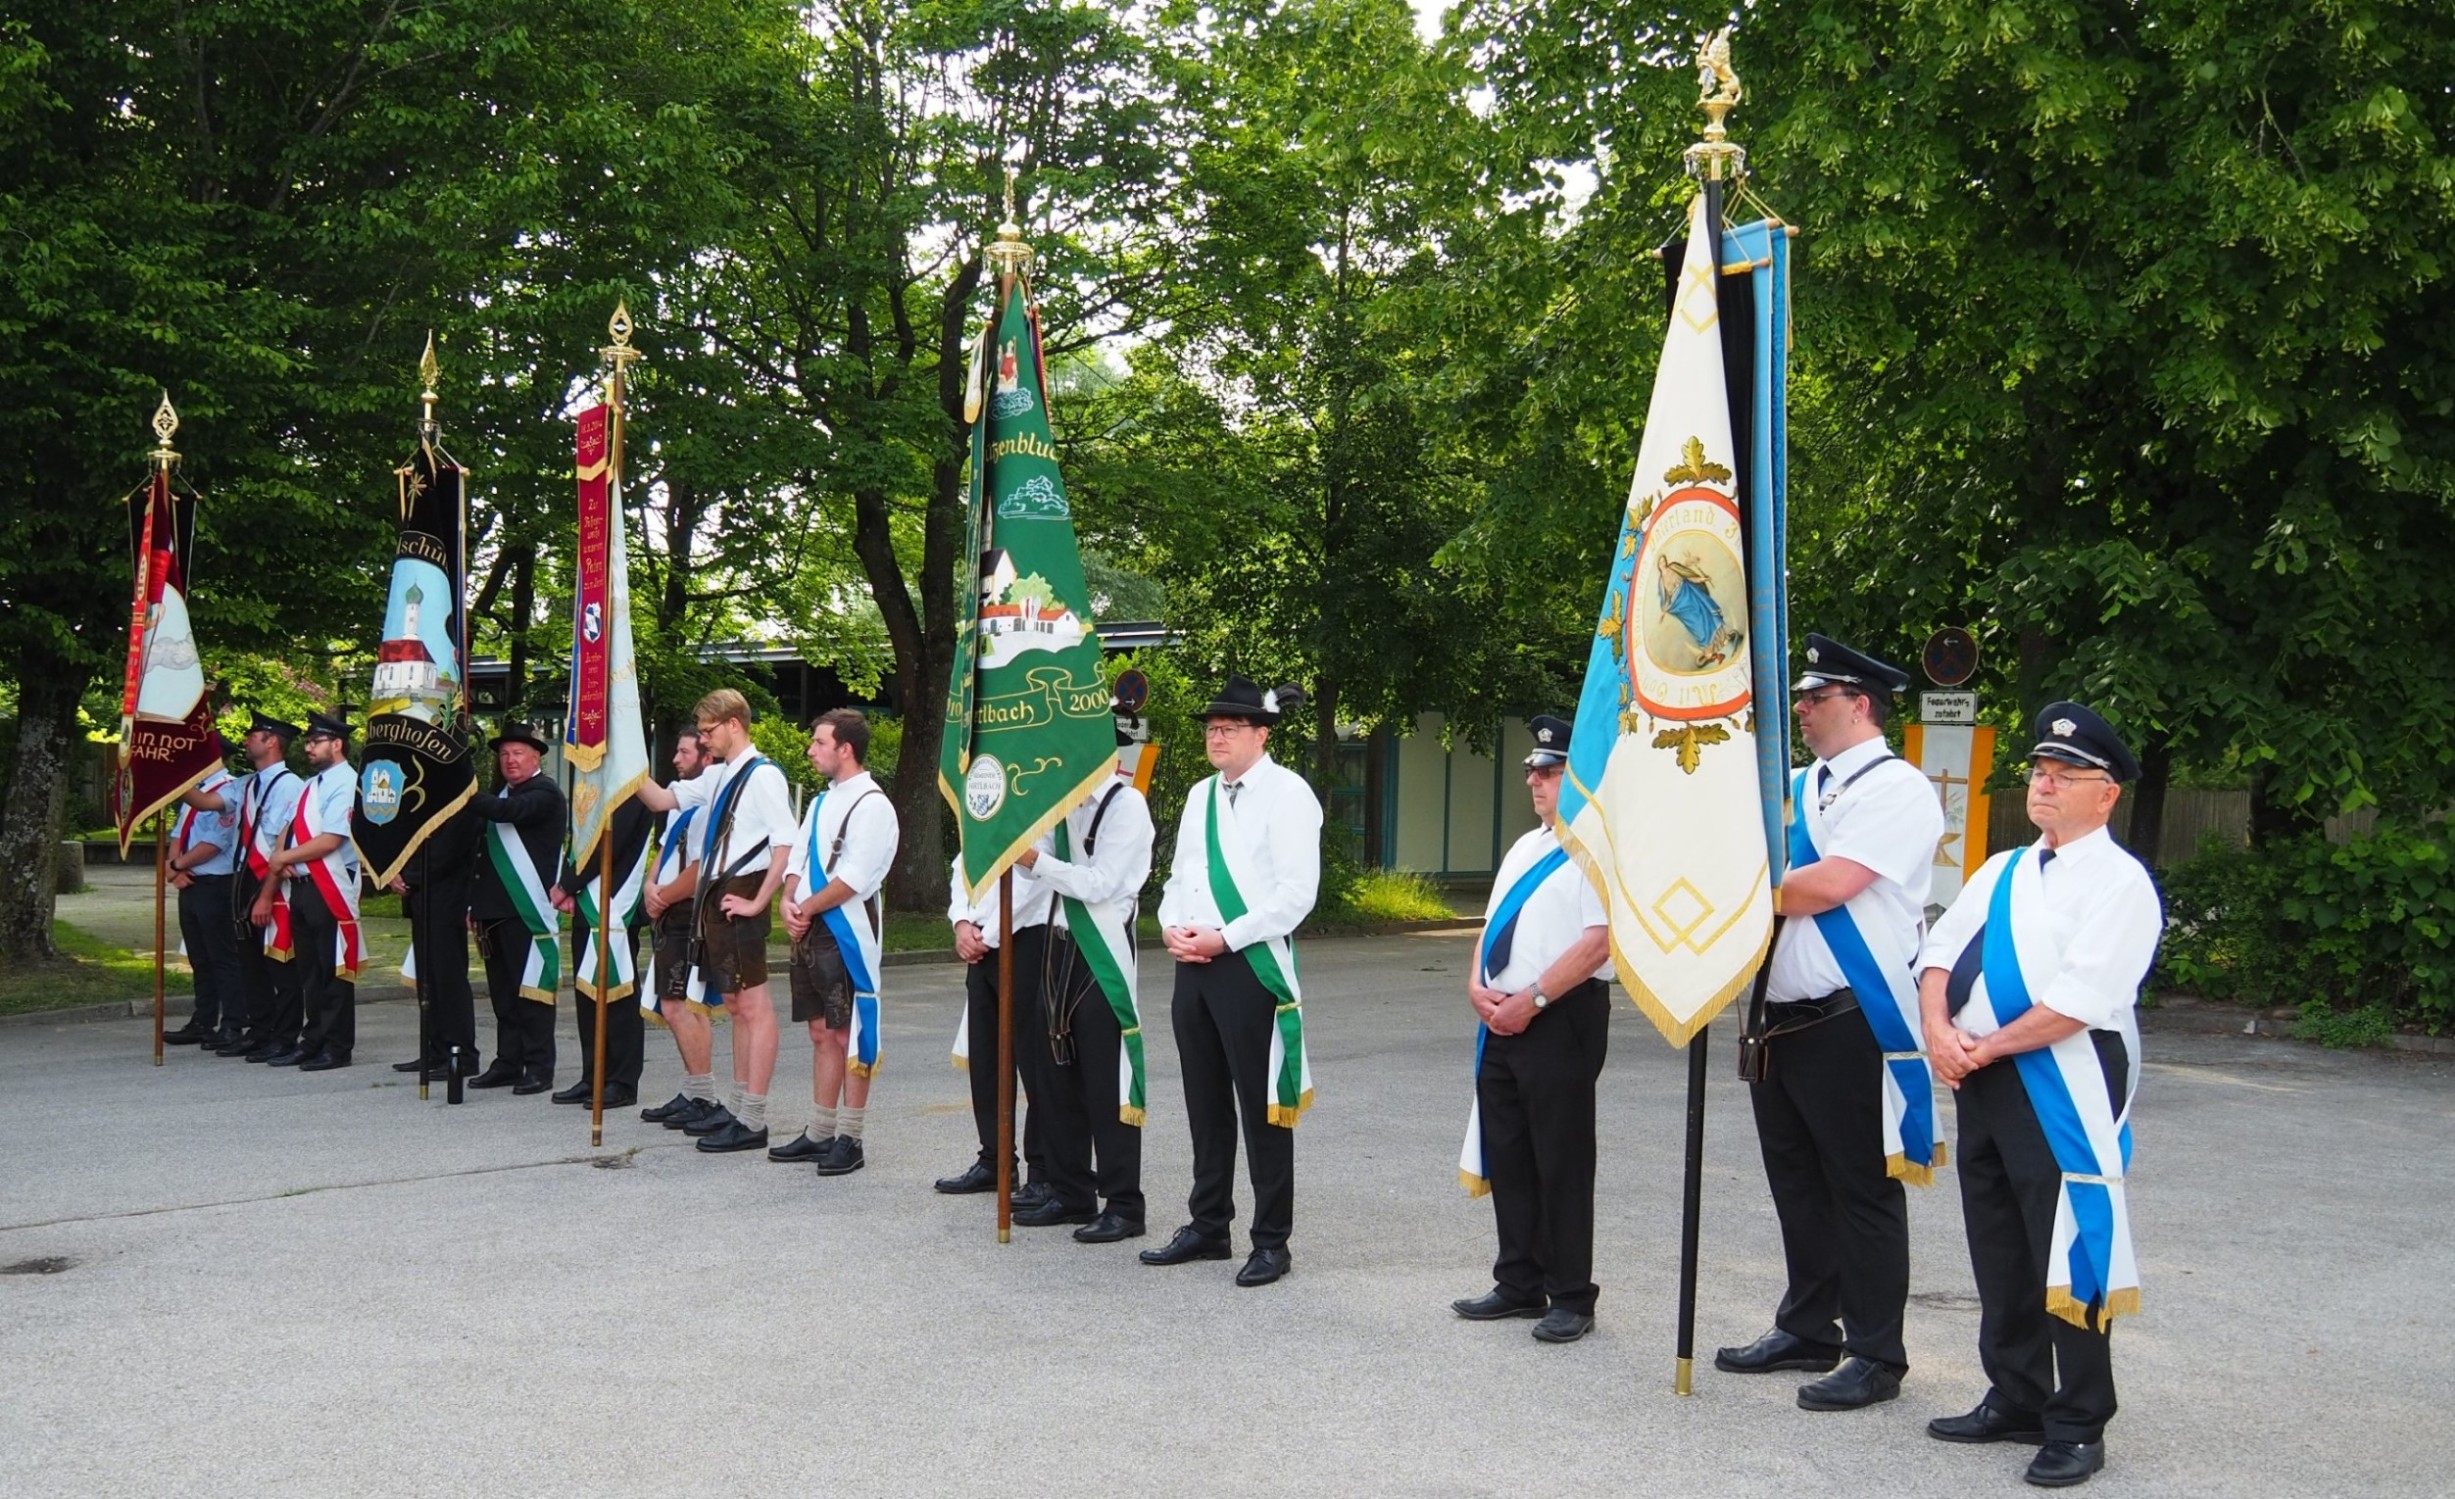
[574,830,651,1005]
[1053,806,1146,1126]
[484,817,561,1003]
[1196,777,1312,1127]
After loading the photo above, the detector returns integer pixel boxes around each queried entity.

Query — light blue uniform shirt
[175,770,239,878]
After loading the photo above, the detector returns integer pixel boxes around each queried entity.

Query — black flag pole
[996,869,1016,1246]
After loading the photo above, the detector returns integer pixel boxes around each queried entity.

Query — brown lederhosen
[697,873,770,991]
[789,921,853,1029]
[653,898,696,1006]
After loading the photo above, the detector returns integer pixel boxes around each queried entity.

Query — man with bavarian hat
[1452,713,1613,1344]
[1917,702,2161,1489]
[467,720,566,1094]
[1142,675,1321,1289]
[196,710,306,1060]
[252,711,365,1070]
[1717,635,1945,1410]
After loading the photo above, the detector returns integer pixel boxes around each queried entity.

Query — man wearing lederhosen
[467,721,565,1094]
[1919,703,2162,1490]
[772,709,900,1176]
[639,729,724,1130]
[1141,676,1321,1290]
[162,757,242,1050]
[1717,635,1946,1410]
[1451,714,1614,1345]
[1011,727,1155,1242]
[256,712,364,1071]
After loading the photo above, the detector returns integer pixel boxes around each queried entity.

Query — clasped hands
[1925,1020,1987,1088]
[1163,925,1228,964]
[1468,981,1540,1036]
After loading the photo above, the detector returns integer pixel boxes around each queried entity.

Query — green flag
[936,262,1114,899]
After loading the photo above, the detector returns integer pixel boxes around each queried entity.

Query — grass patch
[0,921,185,1017]
[1319,869,1461,927]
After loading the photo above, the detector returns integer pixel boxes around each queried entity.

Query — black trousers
[407,868,476,1066]
[963,926,1045,1180]
[233,874,303,1048]
[1171,950,1294,1252]
[176,874,242,1035]
[1478,978,1610,1315]
[479,918,556,1078]
[1955,1050,2123,1443]
[1749,1002,1912,1370]
[290,883,355,1061]
[569,919,645,1089]
[1035,929,1145,1221]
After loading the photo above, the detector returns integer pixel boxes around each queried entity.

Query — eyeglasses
[1203,722,1256,738]
[2026,764,2110,788]
[1794,688,1859,709]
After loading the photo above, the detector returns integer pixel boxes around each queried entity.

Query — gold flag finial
[1684,28,1748,183]
[418,331,441,438]
[601,299,642,373]
[987,162,1033,274]
[149,391,180,470]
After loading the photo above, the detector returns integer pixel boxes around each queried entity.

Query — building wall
[1384,713,1538,878]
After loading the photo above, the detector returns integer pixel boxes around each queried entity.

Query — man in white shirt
[633,689,797,1153]
[1141,677,1321,1289]
[772,709,901,1176]
[259,712,363,1071]
[937,839,1054,1204]
[639,729,724,1129]
[1718,635,1946,1412]
[198,710,303,1061]
[1014,742,1156,1240]
[1918,702,2162,1491]
[1453,714,1613,1344]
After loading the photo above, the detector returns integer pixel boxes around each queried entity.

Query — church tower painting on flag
[370,579,459,722]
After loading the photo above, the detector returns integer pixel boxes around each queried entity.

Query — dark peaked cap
[1792,633,1911,694]
[1524,714,1573,768]
[2030,701,2142,782]
[246,709,301,742]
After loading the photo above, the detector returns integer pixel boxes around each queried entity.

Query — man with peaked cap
[1918,702,2162,1489]
[163,750,242,1049]
[1143,676,1322,1289]
[255,711,364,1070]
[467,721,566,1094]
[195,710,306,1060]
[550,794,653,1109]
[1452,713,1613,1343]
[1009,711,1157,1241]
[1717,634,1947,1409]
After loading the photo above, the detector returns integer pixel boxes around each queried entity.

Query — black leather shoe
[814,1137,865,1177]
[1014,1197,1096,1227]
[1073,1212,1144,1244]
[599,1084,637,1109]
[1235,1247,1291,1287]
[551,1080,593,1104]
[768,1131,832,1162]
[2024,1441,2106,1488]
[681,1104,738,1137]
[934,1160,1000,1194]
[265,1048,308,1067]
[392,1056,442,1074]
[1452,1290,1546,1321]
[1928,1399,2048,1445]
[1532,1308,1595,1343]
[243,1044,282,1063]
[1713,1328,1841,1374]
[1011,1181,1054,1210]
[216,1036,261,1057]
[695,1120,769,1153]
[511,1075,552,1096]
[467,1063,520,1089]
[642,1092,702,1124]
[1798,1357,1902,1411]
[298,1051,351,1073]
[1139,1226,1233,1266]
[164,1023,211,1045]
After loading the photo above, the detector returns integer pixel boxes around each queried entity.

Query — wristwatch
[1532,986,1550,1011]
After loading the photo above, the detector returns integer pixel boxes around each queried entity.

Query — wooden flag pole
[996,869,1015,1245]
[153,810,168,1066]
[590,829,612,1147]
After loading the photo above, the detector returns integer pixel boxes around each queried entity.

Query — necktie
[1224,780,1241,809]
[1945,848,2056,1016]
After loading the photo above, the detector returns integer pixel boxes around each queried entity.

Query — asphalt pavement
[2,931,2448,1497]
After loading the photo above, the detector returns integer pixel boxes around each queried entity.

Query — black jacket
[556,798,654,930]
[468,774,566,921]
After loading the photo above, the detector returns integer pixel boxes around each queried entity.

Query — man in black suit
[468,722,566,1094]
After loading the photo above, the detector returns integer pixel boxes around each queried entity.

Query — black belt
[1762,987,1859,1037]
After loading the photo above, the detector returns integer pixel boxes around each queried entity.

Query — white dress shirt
[1479,824,1610,992]
[784,769,900,903]
[1920,825,2163,1031]
[946,857,1054,946]
[1034,776,1155,932]
[1157,754,1323,951]
[693,751,797,879]
[1767,737,1945,1002]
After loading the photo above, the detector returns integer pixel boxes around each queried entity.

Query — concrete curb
[2140,993,2455,1055]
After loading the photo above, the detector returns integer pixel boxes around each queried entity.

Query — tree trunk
[504,549,535,716]
[1362,723,1389,867]
[1311,677,1340,794]
[2123,736,2171,866]
[0,659,86,963]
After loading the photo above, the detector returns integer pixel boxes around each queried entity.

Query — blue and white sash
[1963,847,2142,1330]
[804,788,884,1077]
[685,756,772,1006]
[1458,844,1570,1197]
[1788,766,1945,1185]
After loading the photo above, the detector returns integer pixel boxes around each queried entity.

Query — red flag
[116,465,225,852]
